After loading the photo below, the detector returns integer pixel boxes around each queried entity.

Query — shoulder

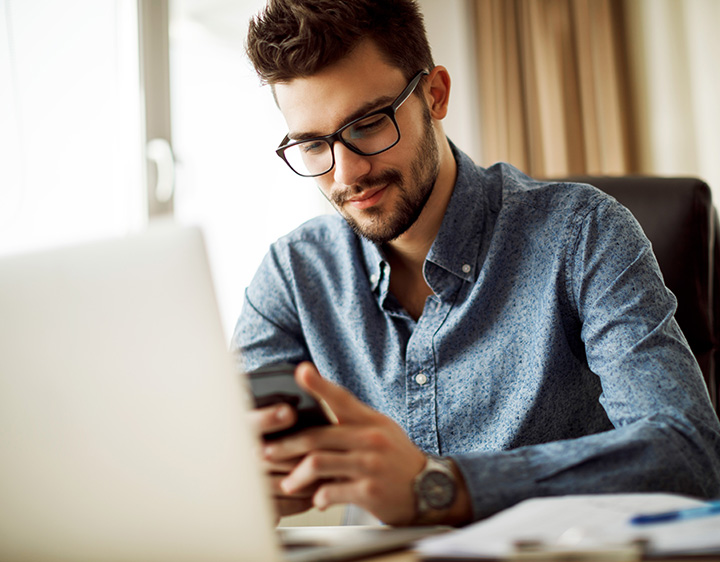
[450,146,618,224]
[262,214,368,284]
[467,162,647,274]
[475,162,642,244]
[271,214,359,258]
[483,162,612,217]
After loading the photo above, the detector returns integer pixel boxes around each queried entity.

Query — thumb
[295,362,374,424]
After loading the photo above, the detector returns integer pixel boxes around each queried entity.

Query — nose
[332,142,372,187]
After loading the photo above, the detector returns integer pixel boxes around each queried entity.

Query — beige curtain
[625,0,720,202]
[474,0,637,178]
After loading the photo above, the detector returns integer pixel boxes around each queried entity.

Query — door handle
[146,138,175,204]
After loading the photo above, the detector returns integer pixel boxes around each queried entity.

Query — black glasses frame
[276,70,429,178]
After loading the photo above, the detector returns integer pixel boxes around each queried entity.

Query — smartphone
[247,362,331,440]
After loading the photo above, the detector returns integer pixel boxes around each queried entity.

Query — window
[168,0,327,335]
[0,0,144,255]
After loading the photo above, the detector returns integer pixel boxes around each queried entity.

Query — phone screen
[247,362,331,440]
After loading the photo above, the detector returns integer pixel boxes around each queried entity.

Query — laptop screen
[0,225,282,562]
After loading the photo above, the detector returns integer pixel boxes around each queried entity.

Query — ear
[424,66,451,120]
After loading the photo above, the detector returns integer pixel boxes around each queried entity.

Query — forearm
[452,412,720,521]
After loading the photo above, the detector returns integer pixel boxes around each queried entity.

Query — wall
[626,0,720,201]
[418,0,482,163]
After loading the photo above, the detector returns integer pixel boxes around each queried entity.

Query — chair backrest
[561,176,718,412]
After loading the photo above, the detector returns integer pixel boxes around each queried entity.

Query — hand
[247,399,318,520]
[262,362,429,525]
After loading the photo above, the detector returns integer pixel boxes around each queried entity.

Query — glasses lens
[341,113,399,155]
[283,140,333,177]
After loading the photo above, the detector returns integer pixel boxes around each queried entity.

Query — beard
[330,107,440,245]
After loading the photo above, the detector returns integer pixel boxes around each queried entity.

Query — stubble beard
[331,108,440,245]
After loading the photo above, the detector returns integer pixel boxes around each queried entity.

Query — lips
[346,185,388,210]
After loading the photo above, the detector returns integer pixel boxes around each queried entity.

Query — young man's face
[275,40,440,244]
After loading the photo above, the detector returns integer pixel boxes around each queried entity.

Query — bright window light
[169,0,329,337]
[0,0,145,256]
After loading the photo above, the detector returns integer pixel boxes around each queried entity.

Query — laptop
[0,225,442,562]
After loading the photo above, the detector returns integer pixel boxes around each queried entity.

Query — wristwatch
[413,455,458,524]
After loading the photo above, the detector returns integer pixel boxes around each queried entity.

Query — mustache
[331,169,403,206]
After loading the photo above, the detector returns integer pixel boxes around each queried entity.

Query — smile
[346,185,388,210]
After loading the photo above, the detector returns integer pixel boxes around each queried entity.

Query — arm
[235,245,473,525]
[232,243,311,372]
[233,246,319,520]
[237,197,720,524]
[452,197,720,520]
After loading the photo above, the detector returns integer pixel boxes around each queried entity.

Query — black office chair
[559,176,718,412]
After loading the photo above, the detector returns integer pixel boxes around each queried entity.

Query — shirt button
[462,264,472,274]
[369,274,378,284]
[415,373,428,386]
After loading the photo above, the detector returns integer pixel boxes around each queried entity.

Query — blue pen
[630,500,720,525]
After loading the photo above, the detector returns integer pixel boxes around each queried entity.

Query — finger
[248,403,296,437]
[281,451,363,494]
[295,362,375,424]
[312,481,415,524]
[261,457,300,473]
[263,424,383,462]
[312,480,363,511]
[268,474,318,499]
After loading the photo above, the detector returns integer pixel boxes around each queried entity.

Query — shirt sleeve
[230,242,311,373]
[452,196,720,521]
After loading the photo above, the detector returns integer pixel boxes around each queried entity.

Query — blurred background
[1,0,719,339]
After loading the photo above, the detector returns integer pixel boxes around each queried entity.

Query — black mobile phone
[247,362,331,440]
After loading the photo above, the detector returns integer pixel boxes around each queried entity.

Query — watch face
[419,470,456,509]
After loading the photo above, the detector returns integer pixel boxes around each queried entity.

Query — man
[234,0,720,526]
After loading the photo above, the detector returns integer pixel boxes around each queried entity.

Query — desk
[364,552,415,562]
[363,554,720,562]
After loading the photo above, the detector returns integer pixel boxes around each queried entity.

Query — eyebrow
[288,94,396,142]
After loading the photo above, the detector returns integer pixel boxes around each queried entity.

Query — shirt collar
[425,142,488,282]
[360,141,489,289]
[361,236,385,292]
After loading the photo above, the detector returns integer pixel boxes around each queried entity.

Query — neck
[384,136,457,271]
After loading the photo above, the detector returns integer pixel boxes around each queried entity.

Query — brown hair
[246,0,434,85]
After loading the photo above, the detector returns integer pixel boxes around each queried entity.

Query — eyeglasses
[276,70,428,178]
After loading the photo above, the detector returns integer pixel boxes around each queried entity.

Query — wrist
[444,460,473,526]
[411,455,472,526]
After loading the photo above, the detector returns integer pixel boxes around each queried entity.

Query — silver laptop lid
[0,225,281,562]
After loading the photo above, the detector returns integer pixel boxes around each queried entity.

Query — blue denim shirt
[233,145,720,520]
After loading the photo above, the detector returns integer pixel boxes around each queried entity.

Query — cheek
[315,177,335,199]
[393,123,426,161]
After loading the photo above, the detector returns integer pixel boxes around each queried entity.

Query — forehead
[274,40,407,137]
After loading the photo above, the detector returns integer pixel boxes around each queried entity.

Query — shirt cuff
[450,449,537,521]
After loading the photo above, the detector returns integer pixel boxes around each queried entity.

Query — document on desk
[416,493,720,560]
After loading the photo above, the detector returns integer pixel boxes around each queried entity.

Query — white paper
[417,493,720,559]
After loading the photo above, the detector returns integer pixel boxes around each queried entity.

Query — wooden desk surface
[362,552,720,562]
[363,551,416,562]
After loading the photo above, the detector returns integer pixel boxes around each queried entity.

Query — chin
[352,215,415,245]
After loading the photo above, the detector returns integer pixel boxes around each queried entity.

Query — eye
[300,141,327,155]
[348,114,390,139]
